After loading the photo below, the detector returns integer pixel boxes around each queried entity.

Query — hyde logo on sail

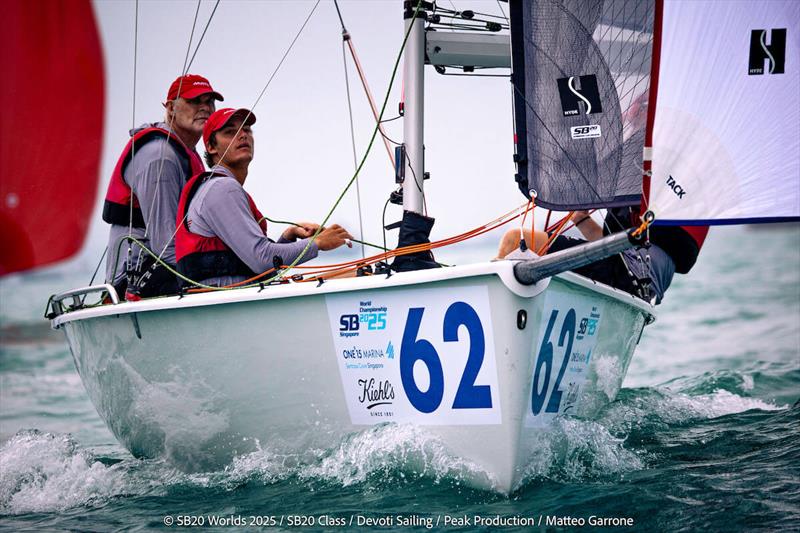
[557,75,603,116]
[748,29,786,75]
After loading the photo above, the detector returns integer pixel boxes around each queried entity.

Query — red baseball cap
[203,108,257,147]
[166,74,224,102]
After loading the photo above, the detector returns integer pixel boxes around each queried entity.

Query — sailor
[174,108,352,287]
[103,74,224,299]
[497,208,708,304]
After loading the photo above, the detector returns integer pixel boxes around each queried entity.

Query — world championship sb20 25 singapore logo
[338,299,395,371]
[338,300,388,338]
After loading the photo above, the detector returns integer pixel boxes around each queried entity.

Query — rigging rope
[337,1,366,260]
[179,201,531,291]
[184,0,220,73]
[496,0,508,22]
[146,0,220,272]
[333,1,396,170]
[161,0,323,277]
[213,0,321,169]
[128,0,210,285]
[180,0,202,77]
[125,0,140,279]
[160,0,424,292]
[227,0,426,289]
[108,198,528,295]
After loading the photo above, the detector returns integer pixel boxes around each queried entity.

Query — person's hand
[282,222,320,241]
[314,224,353,251]
[571,210,591,223]
[570,210,603,241]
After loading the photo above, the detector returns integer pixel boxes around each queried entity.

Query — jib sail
[510,0,655,211]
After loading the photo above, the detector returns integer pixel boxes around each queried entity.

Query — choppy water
[1,226,798,532]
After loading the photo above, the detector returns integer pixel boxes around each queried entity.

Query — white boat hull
[53,262,653,493]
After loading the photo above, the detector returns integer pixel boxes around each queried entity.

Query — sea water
[1,226,798,531]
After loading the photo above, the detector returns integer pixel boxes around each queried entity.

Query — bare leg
[496,228,549,259]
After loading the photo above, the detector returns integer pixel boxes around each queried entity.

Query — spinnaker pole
[513,229,645,286]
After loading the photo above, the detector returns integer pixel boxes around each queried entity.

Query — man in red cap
[103,74,224,299]
[174,108,352,287]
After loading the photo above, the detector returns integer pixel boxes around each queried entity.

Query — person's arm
[126,140,185,264]
[571,210,603,241]
[198,179,320,273]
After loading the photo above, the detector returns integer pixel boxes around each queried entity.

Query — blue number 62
[531,308,575,415]
[400,302,492,413]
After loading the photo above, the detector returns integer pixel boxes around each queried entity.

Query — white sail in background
[649,0,799,225]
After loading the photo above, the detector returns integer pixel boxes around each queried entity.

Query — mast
[400,1,513,215]
[402,1,426,214]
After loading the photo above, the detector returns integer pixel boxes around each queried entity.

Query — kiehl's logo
[557,75,603,116]
[748,29,786,75]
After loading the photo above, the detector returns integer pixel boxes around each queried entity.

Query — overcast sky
[80,0,523,269]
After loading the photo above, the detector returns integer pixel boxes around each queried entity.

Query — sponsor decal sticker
[570,125,601,139]
[748,29,786,75]
[526,293,604,428]
[326,286,501,425]
[557,75,603,116]
[338,300,388,338]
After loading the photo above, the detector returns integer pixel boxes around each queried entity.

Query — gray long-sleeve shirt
[105,122,197,284]
[185,165,318,286]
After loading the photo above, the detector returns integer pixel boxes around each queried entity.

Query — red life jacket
[175,171,268,284]
[102,127,204,228]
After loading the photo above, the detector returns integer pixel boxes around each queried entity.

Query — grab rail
[45,284,119,319]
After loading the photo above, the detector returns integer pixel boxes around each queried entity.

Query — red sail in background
[0,0,104,275]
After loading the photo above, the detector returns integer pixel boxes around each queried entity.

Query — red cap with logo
[166,74,224,102]
[203,108,257,147]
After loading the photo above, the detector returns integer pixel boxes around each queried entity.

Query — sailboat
[45,0,798,493]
